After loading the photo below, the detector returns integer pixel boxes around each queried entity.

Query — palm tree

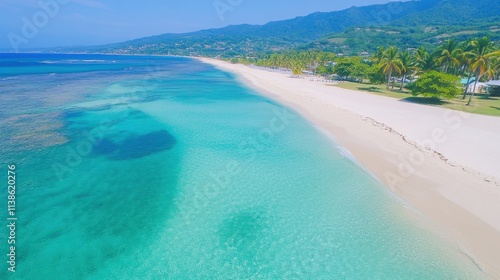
[379,46,402,90]
[372,46,386,64]
[415,46,428,63]
[456,40,477,99]
[292,65,303,76]
[435,39,460,73]
[492,46,500,80]
[414,47,436,74]
[493,57,500,80]
[282,52,293,69]
[268,53,280,68]
[467,37,500,106]
[456,39,475,75]
[398,51,415,90]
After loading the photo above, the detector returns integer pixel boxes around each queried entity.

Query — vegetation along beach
[1,0,499,278]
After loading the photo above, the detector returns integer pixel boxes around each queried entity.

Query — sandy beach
[199,58,500,278]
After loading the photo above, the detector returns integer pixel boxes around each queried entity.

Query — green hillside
[57,0,500,57]
[305,21,500,55]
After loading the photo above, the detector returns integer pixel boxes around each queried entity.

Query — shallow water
[0,53,484,279]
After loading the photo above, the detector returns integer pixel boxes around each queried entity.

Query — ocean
[0,53,483,279]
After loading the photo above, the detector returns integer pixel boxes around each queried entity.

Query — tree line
[231,36,499,104]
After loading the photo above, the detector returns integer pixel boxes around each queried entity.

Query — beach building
[468,82,488,93]
[486,80,500,96]
[461,77,487,94]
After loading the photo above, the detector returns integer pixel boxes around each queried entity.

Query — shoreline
[198,58,500,278]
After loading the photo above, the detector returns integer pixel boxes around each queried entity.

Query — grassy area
[333,82,410,98]
[333,81,500,117]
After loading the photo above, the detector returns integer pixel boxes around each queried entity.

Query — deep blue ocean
[0,53,484,279]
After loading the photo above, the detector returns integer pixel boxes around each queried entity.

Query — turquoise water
[0,54,484,279]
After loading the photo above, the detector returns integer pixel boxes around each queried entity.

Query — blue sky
[1,0,393,49]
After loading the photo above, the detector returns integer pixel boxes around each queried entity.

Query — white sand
[198,58,500,278]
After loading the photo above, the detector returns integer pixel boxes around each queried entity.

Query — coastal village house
[486,80,500,96]
[461,78,488,94]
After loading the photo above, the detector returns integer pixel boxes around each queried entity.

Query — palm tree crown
[398,51,415,90]
[435,39,460,73]
[467,37,500,105]
[379,46,402,90]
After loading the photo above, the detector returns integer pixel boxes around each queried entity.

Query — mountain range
[59,0,500,56]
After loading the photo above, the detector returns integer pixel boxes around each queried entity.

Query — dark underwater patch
[93,139,119,155]
[62,109,86,119]
[93,129,177,160]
